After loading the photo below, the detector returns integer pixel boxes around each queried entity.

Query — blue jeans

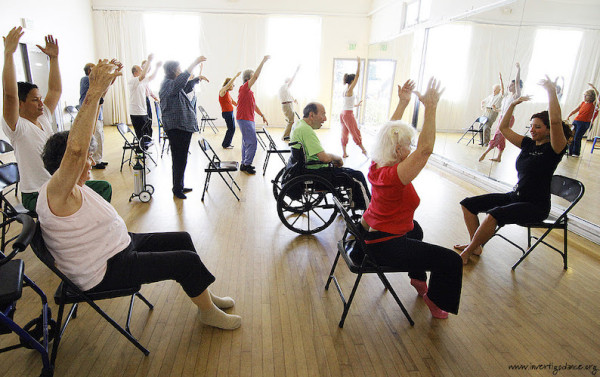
[569,120,590,156]
[221,111,235,148]
[237,119,257,165]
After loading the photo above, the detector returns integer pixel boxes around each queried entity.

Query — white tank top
[342,89,355,111]
[36,182,131,291]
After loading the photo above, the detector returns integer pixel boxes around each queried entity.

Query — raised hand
[89,59,122,94]
[3,26,24,55]
[413,77,444,107]
[511,95,531,107]
[156,61,163,68]
[36,35,59,58]
[263,55,271,62]
[515,62,520,69]
[199,75,209,82]
[398,79,416,103]
[538,74,557,92]
[147,53,154,62]
[195,56,207,65]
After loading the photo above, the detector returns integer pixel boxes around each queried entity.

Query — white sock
[210,291,235,309]
[199,303,241,330]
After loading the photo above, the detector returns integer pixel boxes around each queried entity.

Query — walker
[129,136,154,203]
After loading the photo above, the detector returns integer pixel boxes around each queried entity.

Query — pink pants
[489,115,515,151]
[340,110,362,147]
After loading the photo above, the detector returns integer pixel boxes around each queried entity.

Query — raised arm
[514,62,522,98]
[540,75,567,153]
[499,96,530,148]
[46,60,121,212]
[219,71,240,97]
[2,27,24,130]
[499,72,505,96]
[138,54,153,81]
[247,55,270,89]
[287,65,300,87]
[346,57,361,96]
[37,35,61,112]
[396,77,443,185]
[147,61,163,82]
[390,79,415,121]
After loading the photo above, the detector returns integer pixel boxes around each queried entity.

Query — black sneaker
[173,191,187,199]
[240,164,247,172]
[92,164,106,169]
[245,166,256,174]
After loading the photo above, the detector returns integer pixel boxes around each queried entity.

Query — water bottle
[133,156,144,195]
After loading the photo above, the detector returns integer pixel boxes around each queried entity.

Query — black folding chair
[64,106,78,127]
[261,127,291,175]
[154,101,170,157]
[116,123,156,171]
[0,139,14,165]
[491,175,585,270]
[198,106,218,134]
[0,163,37,251]
[198,139,241,201]
[255,128,267,150]
[457,116,488,145]
[30,223,154,366]
[0,215,54,377]
[325,197,414,328]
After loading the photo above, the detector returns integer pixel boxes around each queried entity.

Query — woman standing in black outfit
[456,76,573,265]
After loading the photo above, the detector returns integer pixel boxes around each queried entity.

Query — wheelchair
[272,142,361,235]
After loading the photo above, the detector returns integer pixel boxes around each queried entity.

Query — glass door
[362,59,396,132]
[330,58,366,130]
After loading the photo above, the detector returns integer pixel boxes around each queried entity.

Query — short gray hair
[242,69,254,83]
[370,121,416,166]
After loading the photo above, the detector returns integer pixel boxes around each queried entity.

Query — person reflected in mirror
[566,83,598,157]
[456,76,573,265]
[340,56,367,157]
[479,63,523,162]
[479,83,503,146]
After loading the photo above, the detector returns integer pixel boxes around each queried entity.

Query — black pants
[88,232,215,298]
[221,111,236,148]
[130,114,153,143]
[460,192,549,227]
[165,129,192,194]
[365,221,463,314]
[309,167,371,210]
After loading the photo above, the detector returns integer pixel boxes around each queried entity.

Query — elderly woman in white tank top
[340,56,367,157]
[36,60,241,331]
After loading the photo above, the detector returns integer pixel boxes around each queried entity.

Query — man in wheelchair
[288,102,370,210]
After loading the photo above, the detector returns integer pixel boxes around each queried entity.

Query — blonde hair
[371,120,416,166]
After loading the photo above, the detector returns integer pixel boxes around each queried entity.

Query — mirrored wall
[367,0,600,227]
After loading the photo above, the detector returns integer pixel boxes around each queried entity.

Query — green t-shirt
[290,119,327,169]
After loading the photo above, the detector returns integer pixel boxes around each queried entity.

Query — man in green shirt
[290,102,370,210]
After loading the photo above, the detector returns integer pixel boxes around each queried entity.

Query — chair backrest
[262,127,278,149]
[550,175,585,206]
[198,106,209,117]
[0,163,20,192]
[0,140,14,154]
[198,138,221,167]
[476,116,488,125]
[0,214,35,267]
[116,123,138,146]
[332,196,364,242]
[65,106,78,116]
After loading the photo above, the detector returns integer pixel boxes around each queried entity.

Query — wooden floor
[1,125,600,377]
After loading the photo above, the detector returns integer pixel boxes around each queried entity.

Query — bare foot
[460,251,471,265]
[453,244,468,251]
[343,154,349,158]
[472,246,483,256]
[490,158,501,162]
[478,154,486,162]
[361,149,368,156]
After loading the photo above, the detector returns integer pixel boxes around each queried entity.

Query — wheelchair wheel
[272,167,286,201]
[277,174,338,235]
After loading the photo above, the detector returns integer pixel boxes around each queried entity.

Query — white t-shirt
[1,105,54,193]
[342,89,356,111]
[483,93,502,111]
[278,83,293,103]
[36,182,131,291]
[128,76,149,116]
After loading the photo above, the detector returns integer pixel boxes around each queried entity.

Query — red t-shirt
[236,82,255,121]
[363,161,420,235]
[219,91,234,112]
[574,101,598,122]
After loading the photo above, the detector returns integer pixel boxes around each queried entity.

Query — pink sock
[423,294,448,319]
[410,278,428,297]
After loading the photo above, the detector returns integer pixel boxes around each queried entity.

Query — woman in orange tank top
[219,72,240,148]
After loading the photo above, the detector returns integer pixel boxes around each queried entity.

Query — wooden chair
[492,175,585,270]
[198,139,240,201]
[325,197,414,328]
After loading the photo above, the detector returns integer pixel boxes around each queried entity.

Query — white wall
[0,0,97,136]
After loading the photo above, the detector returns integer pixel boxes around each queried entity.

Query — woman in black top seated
[455,76,573,265]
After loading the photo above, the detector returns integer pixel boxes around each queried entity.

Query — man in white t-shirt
[128,54,161,147]
[480,84,502,145]
[279,65,300,141]
[2,26,112,211]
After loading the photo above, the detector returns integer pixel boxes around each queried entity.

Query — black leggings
[221,111,235,148]
[365,221,463,314]
[165,129,193,194]
[88,232,215,298]
[460,192,549,226]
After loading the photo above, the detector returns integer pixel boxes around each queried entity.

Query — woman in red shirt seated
[361,78,462,319]
[566,83,598,156]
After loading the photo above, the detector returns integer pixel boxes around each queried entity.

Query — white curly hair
[370,120,416,166]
